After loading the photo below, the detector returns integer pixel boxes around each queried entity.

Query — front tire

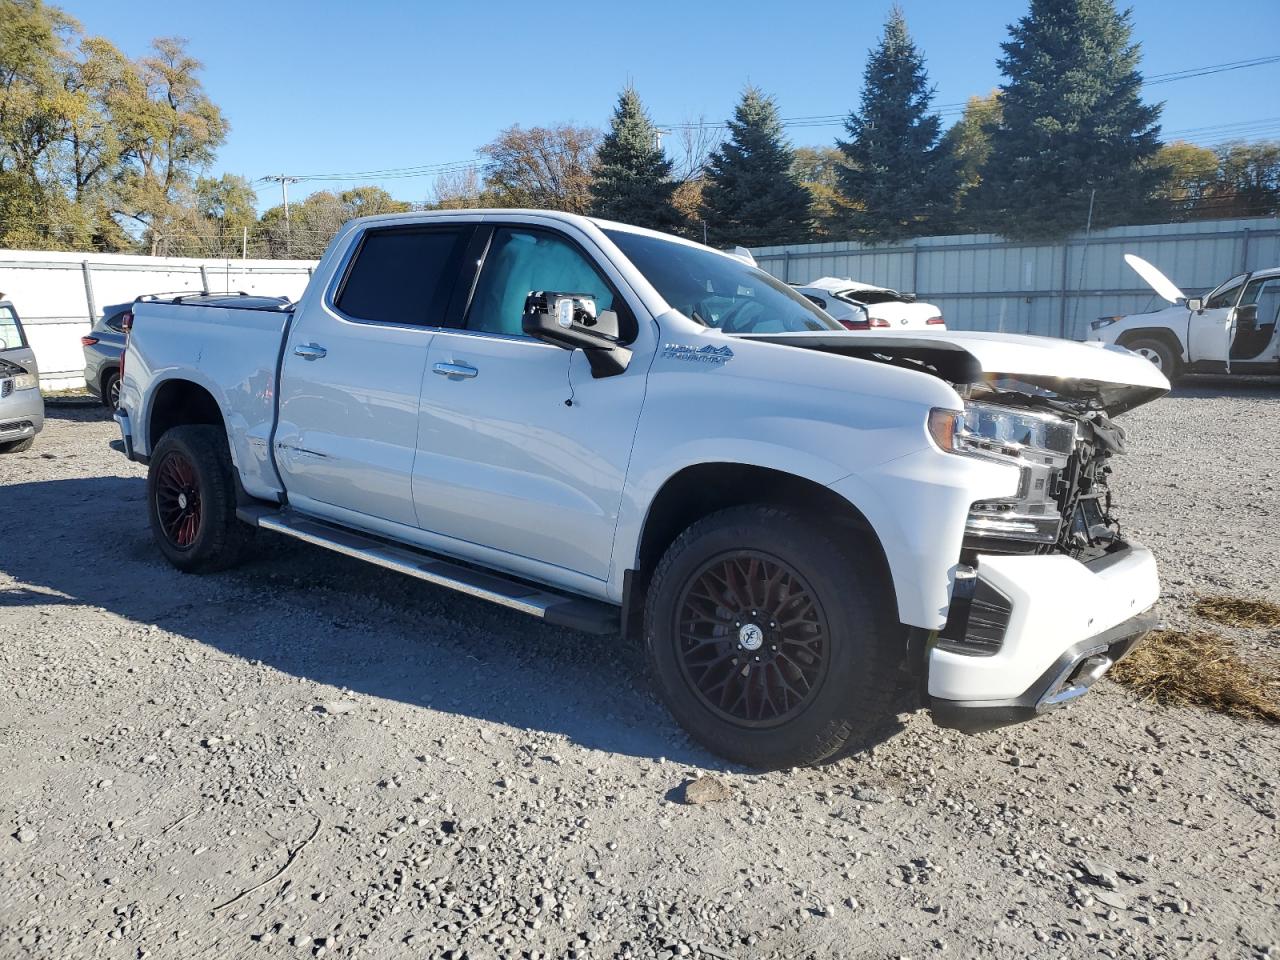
[1123,336,1180,380]
[147,425,252,572]
[0,437,33,454]
[643,505,902,769]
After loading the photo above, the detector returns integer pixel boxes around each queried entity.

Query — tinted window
[336,228,465,325]
[0,306,24,350]
[105,307,129,332]
[467,228,617,338]
[605,229,840,334]
[1205,277,1244,310]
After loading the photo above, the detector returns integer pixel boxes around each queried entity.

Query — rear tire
[643,505,902,769]
[147,425,253,572]
[1122,336,1181,381]
[102,370,121,410]
[0,437,33,454]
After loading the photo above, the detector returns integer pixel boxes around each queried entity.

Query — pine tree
[969,0,1164,240]
[836,7,958,240]
[589,86,680,231]
[701,87,811,247]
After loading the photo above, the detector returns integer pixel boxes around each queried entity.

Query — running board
[237,506,619,635]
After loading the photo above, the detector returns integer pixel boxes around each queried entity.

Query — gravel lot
[1,382,1278,960]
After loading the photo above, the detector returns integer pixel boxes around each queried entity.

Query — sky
[57,0,1280,210]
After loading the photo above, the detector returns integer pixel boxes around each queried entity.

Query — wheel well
[1116,327,1183,360]
[628,463,896,634]
[148,380,223,449]
[100,364,119,394]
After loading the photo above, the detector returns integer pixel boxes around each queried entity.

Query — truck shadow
[0,476,906,770]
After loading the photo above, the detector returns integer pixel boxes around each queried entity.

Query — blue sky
[59,0,1280,209]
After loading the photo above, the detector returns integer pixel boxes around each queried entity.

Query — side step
[237,506,619,635]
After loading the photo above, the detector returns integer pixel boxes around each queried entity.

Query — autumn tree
[943,91,1002,222]
[479,124,600,214]
[792,146,856,238]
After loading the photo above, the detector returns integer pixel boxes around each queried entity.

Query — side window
[466,228,616,338]
[802,294,828,309]
[0,306,24,350]
[105,309,127,332]
[336,227,466,325]
[1204,277,1244,310]
[1247,278,1280,327]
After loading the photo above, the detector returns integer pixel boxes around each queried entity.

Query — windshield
[604,229,841,334]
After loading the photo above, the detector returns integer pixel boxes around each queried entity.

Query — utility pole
[263,174,302,257]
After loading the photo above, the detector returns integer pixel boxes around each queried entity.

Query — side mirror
[522,291,631,377]
[1184,297,1203,312]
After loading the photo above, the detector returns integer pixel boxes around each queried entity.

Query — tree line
[2,0,1277,260]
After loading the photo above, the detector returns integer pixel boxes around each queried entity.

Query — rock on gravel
[681,776,733,805]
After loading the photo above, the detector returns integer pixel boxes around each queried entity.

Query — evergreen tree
[969,0,1164,240]
[836,7,958,240]
[701,87,811,247]
[590,86,681,231]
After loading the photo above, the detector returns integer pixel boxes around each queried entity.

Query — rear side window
[105,308,129,332]
[0,305,25,350]
[336,228,466,325]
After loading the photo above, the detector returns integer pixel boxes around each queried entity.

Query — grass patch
[1111,629,1280,723]
[1192,595,1280,629]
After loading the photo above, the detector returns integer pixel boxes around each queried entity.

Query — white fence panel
[753,217,1280,341]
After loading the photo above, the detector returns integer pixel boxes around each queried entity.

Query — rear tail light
[869,317,891,329]
[926,316,945,326]
[838,318,870,331]
[120,310,133,332]
[81,336,99,346]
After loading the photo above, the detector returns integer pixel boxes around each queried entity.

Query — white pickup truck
[116,210,1168,768]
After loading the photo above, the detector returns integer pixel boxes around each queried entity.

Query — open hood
[1124,254,1185,304]
[733,329,1170,415]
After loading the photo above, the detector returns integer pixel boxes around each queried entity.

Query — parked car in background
[82,301,133,409]
[790,277,946,331]
[1089,254,1280,379]
[0,298,44,453]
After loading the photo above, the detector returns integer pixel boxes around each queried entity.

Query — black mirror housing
[522,291,631,377]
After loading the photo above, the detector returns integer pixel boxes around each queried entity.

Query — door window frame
[0,304,27,350]
[451,223,637,344]
[325,223,476,330]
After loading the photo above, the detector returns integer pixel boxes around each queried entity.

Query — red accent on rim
[155,453,202,548]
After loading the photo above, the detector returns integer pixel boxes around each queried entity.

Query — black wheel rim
[674,550,831,728]
[155,452,202,549]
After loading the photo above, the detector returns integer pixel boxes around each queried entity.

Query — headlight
[929,402,1078,549]
[1090,316,1121,330]
[12,372,37,390]
[930,401,1075,461]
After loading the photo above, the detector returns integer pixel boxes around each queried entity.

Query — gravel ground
[1,383,1278,960]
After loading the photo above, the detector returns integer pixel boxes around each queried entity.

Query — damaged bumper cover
[928,540,1159,734]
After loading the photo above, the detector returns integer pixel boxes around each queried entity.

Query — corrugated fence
[753,217,1280,340]
[0,249,317,389]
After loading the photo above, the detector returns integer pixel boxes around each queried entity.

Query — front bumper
[928,540,1159,733]
[0,387,44,442]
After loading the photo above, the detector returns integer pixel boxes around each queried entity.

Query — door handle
[294,343,327,361]
[433,361,478,379]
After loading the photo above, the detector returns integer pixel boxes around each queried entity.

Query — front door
[275,225,470,527]
[1187,274,1245,363]
[413,225,648,581]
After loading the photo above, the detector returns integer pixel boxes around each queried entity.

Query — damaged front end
[934,382,1130,564]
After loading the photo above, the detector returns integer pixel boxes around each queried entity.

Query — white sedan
[791,277,945,331]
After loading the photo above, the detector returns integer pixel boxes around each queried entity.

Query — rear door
[1229,275,1280,362]
[412,223,648,581]
[274,224,471,527]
